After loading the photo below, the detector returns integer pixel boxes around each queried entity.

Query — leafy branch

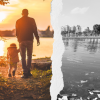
[0,0,9,5]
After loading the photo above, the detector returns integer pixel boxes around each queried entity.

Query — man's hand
[37,41,40,46]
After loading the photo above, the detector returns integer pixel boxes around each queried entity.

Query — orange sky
[0,0,52,30]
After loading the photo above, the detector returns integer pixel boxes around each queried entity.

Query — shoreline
[17,57,52,69]
[18,57,51,63]
[62,36,100,39]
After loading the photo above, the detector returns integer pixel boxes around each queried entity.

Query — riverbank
[0,57,52,100]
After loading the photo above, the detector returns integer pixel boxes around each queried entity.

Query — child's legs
[13,62,17,72]
[8,63,12,74]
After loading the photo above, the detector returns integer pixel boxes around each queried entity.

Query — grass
[0,57,52,99]
[31,69,52,78]
[0,68,52,100]
[35,57,51,61]
[31,69,52,100]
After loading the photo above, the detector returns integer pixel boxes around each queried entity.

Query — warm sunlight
[0,0,52,30]
[0,40,4,56]
[0,12,7,23]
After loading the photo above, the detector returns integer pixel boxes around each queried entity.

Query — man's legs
[19,41,33,78]
[19,41,27,75]
[26,41,33,76]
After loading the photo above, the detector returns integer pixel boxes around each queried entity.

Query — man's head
[22,9,28,16]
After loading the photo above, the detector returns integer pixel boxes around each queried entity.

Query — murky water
[0,37,54,60]
[61,38,100,97]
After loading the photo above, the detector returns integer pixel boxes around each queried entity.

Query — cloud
[0,5,16,10]
[9,0,19,5]
[71,7,89,14]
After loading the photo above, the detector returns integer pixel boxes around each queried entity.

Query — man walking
[16,9,40,78]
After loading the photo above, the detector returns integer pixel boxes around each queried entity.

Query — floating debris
[85,73,89,75]
[80,80,88,83]
[57,94,81,100]
[78,85,83,87]
[62,96,68,100]
[88,89,100,93]
[91,72,94,74]
[57,88,100,100]
[72,93,77,96]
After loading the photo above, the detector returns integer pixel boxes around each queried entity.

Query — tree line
[61,24,100,36]
[0,26,54,37]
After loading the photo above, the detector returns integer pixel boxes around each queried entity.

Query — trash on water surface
[80,80,88,83]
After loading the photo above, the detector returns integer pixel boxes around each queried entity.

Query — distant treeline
[0,29,15,37]
[38,26,54,37]
[0,26,54,37]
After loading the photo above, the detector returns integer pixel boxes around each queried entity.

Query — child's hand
[17,49,20,52]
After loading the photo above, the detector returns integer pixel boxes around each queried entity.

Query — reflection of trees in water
[86,39,99,53]
[63,39,85,52]
[71,39,85,52]
[63,39,100,53]
[72,39,78,52]
[97,40,100,51]
[63,39,69,50]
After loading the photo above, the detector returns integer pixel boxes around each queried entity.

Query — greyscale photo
[56,0,100,100]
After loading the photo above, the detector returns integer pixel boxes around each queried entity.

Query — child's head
[10,43,17,48]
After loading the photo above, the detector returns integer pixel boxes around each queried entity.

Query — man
[16,9,40,78]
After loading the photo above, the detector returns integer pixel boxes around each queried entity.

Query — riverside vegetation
[0,56,52,100]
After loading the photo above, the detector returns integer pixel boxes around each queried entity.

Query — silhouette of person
[16,9,40,78]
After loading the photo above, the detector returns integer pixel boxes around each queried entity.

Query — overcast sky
[59,0,100,30]
[0,0,52,30]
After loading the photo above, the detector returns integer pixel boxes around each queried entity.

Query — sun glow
[0,40,4,56]
[0,12,7,23]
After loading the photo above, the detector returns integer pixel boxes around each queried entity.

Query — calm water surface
[61,39,100,97]
[62,39,100,67]
[1,37,54,60]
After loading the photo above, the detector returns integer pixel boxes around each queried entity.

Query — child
[7,43,20,77]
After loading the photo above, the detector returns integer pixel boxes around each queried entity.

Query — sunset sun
[0,12,7,23]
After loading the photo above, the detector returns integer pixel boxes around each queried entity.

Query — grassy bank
[0,69,52,100]
[0,57,52,100]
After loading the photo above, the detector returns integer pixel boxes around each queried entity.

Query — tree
[93,24,100,36]
[0,0,9,6]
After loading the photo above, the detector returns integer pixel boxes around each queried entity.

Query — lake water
[61,38,100,97]
[0,37,54,60]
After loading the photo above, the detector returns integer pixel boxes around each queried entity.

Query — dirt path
[0,60,51,100]
[0,61,23,78]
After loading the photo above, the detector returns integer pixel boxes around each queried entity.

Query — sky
[59,0,100,30]
[0,0,52,30]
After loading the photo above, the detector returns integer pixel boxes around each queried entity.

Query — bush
[0,56,7,67]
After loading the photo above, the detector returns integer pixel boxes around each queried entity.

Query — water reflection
[63,39,69,50]
[86,39,98,53]
[61,38,100,98]
[72,39,79,52]
[1,37,53,59]
[0,40,4,56]
[63,39,100,53]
